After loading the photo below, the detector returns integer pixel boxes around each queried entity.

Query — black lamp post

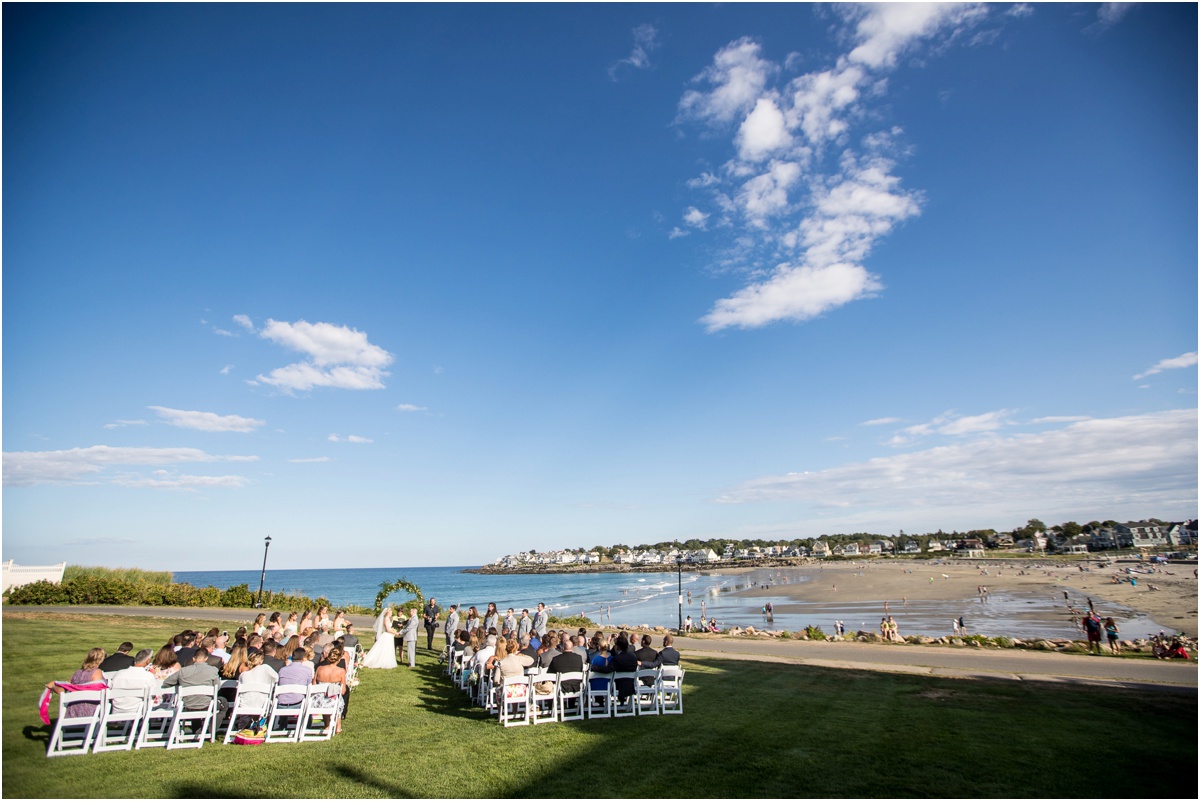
[255,535,272,608]
[676,555,683,633]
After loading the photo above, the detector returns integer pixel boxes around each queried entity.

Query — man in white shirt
[109,649,157,712]
[210,632,232,664]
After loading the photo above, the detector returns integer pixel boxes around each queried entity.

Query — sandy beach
[730,558,1198,636]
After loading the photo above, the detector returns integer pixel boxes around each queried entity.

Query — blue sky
[3,2,1196,571]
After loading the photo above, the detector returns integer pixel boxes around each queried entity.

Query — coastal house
[866,542,883,555]
[901,541,921,554]
[811,541,831,558]
[834,543,860,557]
[689,548,720,563]
[1088,530,1120,550]
[1119,523,1168,548]
[556,552,577,565]
[925,540,944,552]
[987,532,1015,548]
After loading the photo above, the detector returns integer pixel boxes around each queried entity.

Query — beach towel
[38,682,107,725]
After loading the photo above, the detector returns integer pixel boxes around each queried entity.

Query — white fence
[2,561,67,593]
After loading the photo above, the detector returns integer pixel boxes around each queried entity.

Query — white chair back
[555,671,586,722]
[47,688,106,757]
[265,683,309,743]
[93,685,148,753]
[166,685,218,749]
[499,676,531,727]
[223,681,274,744]
[299,683,344,741]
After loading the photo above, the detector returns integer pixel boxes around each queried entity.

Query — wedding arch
[373,577,425,615]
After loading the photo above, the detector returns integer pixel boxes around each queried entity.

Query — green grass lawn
[3,612,1196,798]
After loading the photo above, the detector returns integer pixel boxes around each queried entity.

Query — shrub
[779,630,791,639]
[63,565,172,585]
[805,625,828,641]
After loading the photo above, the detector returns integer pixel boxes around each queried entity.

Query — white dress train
[361,610,398,669]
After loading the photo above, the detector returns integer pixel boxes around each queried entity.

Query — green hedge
[3,577,371,614]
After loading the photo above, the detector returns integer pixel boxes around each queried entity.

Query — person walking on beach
[952,618,960,636]
[1083,611,1103,655]
[1104,617,1121,654]
[423,598,441,651]
[958,616,967,637]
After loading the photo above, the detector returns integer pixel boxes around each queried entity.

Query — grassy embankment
[3,611,1195,798]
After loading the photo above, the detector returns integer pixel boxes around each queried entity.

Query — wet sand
[728,559,1198,636]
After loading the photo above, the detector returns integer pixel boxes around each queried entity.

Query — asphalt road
[6,605,1195,692]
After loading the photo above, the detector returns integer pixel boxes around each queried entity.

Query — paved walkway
[6,605,1195,692]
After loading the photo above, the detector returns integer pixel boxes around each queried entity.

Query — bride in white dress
[360,607,398,669]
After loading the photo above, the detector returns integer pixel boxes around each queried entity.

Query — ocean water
[173,565,1171,640]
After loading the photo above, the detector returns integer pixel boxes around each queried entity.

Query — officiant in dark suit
[423,598,441,650]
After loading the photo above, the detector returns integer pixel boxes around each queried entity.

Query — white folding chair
[659,666,684,714]
[586,673,612,719]
[93,685,148,752]
[299,683,343,741]
[634,668,661,715]
[264,684,308,743]
[610,671,639,718]
[211,679,239,742]
[135,681,176,749]
[530,673,558,724]
[342,646,357,683]
[555,671,586,721]
[223,682,274,744]
[498,676,531,727]
[46,689,106,756]
[166,685,218,749]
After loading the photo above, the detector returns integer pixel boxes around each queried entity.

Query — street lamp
[676,556,683,633]
[255,536,272,608]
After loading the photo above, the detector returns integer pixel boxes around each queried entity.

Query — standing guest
[331,611,347,636]
[161,648,228,733]
[341,624,360,650]
[151,645,181,679]
[504,608,517,637]
[283,612,299,638]
[533,603,549,639]
[261,640,286,673]
[298,610,314,634]
[400,607,420,668]
[253,613,267,637]
[465,606,481,634]
[45,648,107,718]
[266,612,282,640]
[423,598,441,651]
[313,645,348,735]
[99,642,136,673]
[484,603,500,634]
[443,605,460,650]
[518,609,533,639]
[109,649,156,711]
[315,606,332,633]
[1104,618,1121,654]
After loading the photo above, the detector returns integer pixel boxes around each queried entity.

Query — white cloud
[111,473,251,490]
[679,7,990,331]
[220,364,233,375]
[717,409,1198,524]
[396,404,428,413]
[1133,351,1197,381]
[678,37,775,125]
[103,419,148,430]
[860,417,902,426]
[289,456,331,463]
[1095,3,1135,28]
[3,445,258,487]
[888,409,1015,444]
[668,227,689,239]
[683,207,710,230]
[148,406,266,433]
[328,434,373,444]
[1031,415,1092,424]
[609,23,659,79]
[737,98,793,161]
[253,319,393,392]
[233,314,255,331]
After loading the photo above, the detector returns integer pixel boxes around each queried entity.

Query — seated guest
[110,649,156,711]
[174,632,197,666]
[151,645,181,679]
[99,642,136,672]
[210,632,232,664]
[261,640,286,673]
[537,632,561,668]
[588,641,612,693]
[200,637,224,668]
[275,651,315,706]
[45,648,107,718]
[547,640,585,693]
[610,636,639,702]
[341,623,359,649]
[498,638,534,679]
[518,634,538,661]
[654,634,681,667]
[161,648,228,732]
[278,635,301,663]
[635,634,658,666]
[312,645,348,734]
[572,635,589,662]
[246,633,264,654]
[232,652,277,729]
[484,637,508,675]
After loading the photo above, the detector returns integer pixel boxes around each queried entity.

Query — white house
[811,542,831,558]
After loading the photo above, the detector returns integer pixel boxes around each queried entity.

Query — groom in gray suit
[400,608,420,668]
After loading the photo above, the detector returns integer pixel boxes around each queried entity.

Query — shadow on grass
[23,723,52,746]
[332,762,415,798]
[413,661,488,720]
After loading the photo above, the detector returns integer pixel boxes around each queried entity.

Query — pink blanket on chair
[39,682,108,726]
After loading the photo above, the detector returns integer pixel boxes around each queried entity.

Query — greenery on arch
[374,577,425,615]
